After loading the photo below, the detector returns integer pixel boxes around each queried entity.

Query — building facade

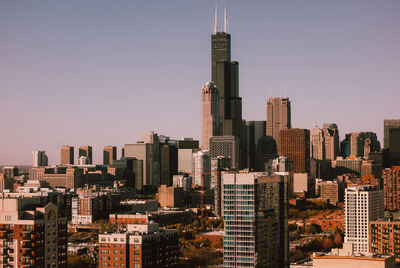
[383,166,400,211]
[79,145,93,165]
[210,136,239,170]
[32,150,48,167]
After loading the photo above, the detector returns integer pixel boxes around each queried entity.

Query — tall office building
[388,128,400,165]
[60,145,74,165]
[384,119,400,149]
[322,123,339,161]
[348,132,380,158]
[344,186,384,254]
[211,9,243,156]
[266,97,291,144]
[279,129,310,173]
[310,125,325,160]
[201,82,221,150]
[160,143,178,186]
[103,145,117,165]
[79,146,93,164]
[210,136,239,170]
[223,172,289,267]
[125,132,160,186]
[32,150,48,167]
[246,120,267,170]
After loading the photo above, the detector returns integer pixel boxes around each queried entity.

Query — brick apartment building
[370,219,400,262]
[305,211,344,232]
[383,166,400,211]
[0,197,67,267]
[98,223,179,267]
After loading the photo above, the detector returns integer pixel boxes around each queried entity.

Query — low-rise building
[98,223,179,267]
[305,211,344,232]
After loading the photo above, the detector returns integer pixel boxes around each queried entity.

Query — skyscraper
[266,97,291,144]
[211,8,243,154]
[322,123,339,160]
[201,82,221,150]
[192,150,211,188]
[222,172,289,267]
[279,129,310,173]
[32,150,48,167]
[79,145,92,164]
[310,125,325,160]
[344,186,384,254]
[60,145,74,165]
[246,120,267,170]
[384,119,400,149]
[103,145,117,165]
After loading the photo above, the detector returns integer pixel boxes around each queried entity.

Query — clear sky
[1,0,399,165]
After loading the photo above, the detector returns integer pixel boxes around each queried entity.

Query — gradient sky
[1,1,399,165]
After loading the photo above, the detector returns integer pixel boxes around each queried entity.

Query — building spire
[270,88,272,99]
[224,4,228,33]
[214,3,218,33]
[285,87,288,98]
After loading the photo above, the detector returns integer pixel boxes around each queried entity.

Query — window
[5,216,11,221]
[134,251,139,255]
[134,245,140,249]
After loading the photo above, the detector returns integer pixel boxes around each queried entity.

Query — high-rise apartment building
[266,97,291,144]
[322,123,339,161]
[310,125,325,160]
[370,219,400,262]
[383,166,400,211]
[0,198,68,267]
[32,150,48,167]
[211,156,231,217]
[201,82,221,150]
[384,119,400,149]
[192,150,211,188]
[79,146,92,164]
[60,145,74,165]
[210,136,239,170]
[344,186,384,253]
[98,223,179,267]
[279,129,310,173]
[103,145,117,165]
[222,172,289,268]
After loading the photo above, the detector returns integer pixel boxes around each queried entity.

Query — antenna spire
[214,4,218,33]
[224,4,228,33]
[285,87,288,98]
[270,88,272,99]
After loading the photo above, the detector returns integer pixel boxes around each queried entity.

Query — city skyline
[1,1,400,165]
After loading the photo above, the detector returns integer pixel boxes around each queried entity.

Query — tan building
[103,145,117,165]
[29,167,84,189]
[60,145,74,165]
[320,181,344,204]
[79,145,92,164]
[0,173,13,192]
[157,185,184,208]
[201,82,220,150]
[266,96,291,144]
[322,123,339,161]
[313,243,395,268]
[0,197,68,267]
[310,125,325,160]
[370,220,400,262]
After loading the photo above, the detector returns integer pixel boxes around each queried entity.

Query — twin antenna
[214,4,228,33]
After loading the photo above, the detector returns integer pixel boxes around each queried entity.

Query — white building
[32,150,48,167]
[192,150,210,188]
[344,186,384,253]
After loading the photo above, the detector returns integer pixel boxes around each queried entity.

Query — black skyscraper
[211,11,243,168]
